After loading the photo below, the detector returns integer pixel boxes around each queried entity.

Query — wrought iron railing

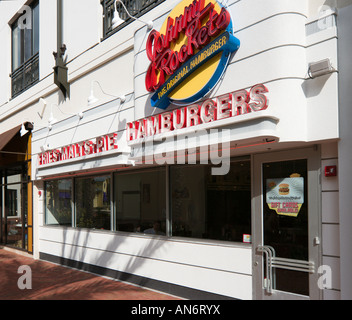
[11,53,39,99]
[102,0,165,38]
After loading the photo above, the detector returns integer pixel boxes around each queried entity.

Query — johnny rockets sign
[146,0,241,110]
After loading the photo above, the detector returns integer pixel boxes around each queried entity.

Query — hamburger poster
[266,178,304,217]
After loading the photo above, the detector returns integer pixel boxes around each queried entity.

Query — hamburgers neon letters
[127,84,269,142]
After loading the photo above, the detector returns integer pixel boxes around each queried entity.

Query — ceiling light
[40,144,50,152]
[308,58,334,78]
[48,111,57,125]
[20,124,28,137]
[87,86,99,107]
[88,80,126,107]
[113,0,153,30]
[37,98,47,119]
[119,95,126,103]
[112,8,125,29]
[78,111,84,120]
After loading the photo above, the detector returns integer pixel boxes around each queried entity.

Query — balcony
[11,53,39,99]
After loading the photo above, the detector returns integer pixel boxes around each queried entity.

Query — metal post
[54,0,70,98]
[57,0,63,51]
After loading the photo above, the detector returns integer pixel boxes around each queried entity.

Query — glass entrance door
[0,165,29,251]
[253,148,322,300]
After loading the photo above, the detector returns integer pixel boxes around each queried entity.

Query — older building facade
[1,0,351,300]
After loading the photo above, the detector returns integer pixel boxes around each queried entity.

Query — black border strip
[40,252,238,300]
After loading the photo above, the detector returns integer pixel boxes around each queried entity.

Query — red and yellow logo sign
[145,0,240,109]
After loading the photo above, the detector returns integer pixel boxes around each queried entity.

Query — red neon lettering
[84,141,94,155]
[232,89,251,116]
[108,133,118,150]
[217,93,231,120]
[249,84,269,111]
[200,99,216,123]
[38,134,119,166]
[127,85,269,142]
[197,26,209,46]
[173,108,187,129]
[147,115,161,136]
[137,120,146,140]
[170,51,180,72]
[187,105,201,127]
[207,8,220,37]
[161,112,173,133]
[127,122,137,141]
[178,45,189,63]
[186,18,201,56]
[96,137,105,152]
[216,7,231,30]
[78,142,85,156]
[157,49,173,76]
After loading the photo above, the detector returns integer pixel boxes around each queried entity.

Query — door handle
[257,245,315,295]
[314,237,320,246]
[257,245,275,294]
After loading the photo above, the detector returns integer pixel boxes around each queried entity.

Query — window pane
[45,180,72,226]
[12,24,21,71]
[115,168,166,235]
[171,166,205,238]
[24,28,32,61]
[206,162,252,242]
[263,160,309,295]
[6,186,20,217]
[32,3,39,54]
[170,162,251,242]
[6,184,22,248]
[76,176,111,230]
[6,167,22,184]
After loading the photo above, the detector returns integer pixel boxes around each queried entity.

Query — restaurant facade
[1,0,351,300]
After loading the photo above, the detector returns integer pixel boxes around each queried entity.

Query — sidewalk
[0,248,181,300]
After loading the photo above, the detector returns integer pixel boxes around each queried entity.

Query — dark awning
[0,124,22,151]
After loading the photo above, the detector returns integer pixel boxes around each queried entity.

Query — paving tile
[0,249,181,300]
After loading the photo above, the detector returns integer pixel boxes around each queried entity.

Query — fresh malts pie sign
[145,0,240,110]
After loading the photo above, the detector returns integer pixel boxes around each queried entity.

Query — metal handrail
[257,245,315,295]
[11,53,39,78]
[271,257,315,273]
[257,245,275,294]
[11,52,39,98]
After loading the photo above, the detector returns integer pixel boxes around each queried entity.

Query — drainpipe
[57,0,63,52]
[53,0,70,99]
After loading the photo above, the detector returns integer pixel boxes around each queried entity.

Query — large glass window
[32,3,40,54]
[42,161,251,244]
[115,168,166,235]
[170,162,251,243]
[12,24,22,72]
[75,175,111,230]
[11,0,40,98]
[45,179,72,226]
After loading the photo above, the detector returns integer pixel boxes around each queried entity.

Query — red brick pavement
[0,248,181,300]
